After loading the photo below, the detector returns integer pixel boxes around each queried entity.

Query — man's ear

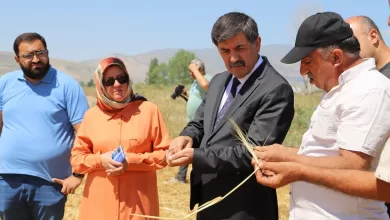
[254,36,261,53]
[332,49,343,68]
[14,55,20,65]
[369,29,380,46]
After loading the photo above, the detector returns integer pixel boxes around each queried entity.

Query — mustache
[32,61,44,65]
[307,72,314,79]
[229,60,245,68]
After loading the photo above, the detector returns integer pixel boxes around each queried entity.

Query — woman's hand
[106,159,128,176]
[100,151,123,170]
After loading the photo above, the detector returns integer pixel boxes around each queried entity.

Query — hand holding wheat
[128,119,270,219]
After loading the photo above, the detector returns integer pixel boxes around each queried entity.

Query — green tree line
[79,79,95,87]
[146,49,196,85]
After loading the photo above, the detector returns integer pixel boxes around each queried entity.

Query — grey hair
[318,35,361,59]
[318,45,337,59]
[190,58,206,72]
[358,16,383,40]
[211,12,258,46]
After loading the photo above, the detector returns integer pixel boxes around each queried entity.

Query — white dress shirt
[218,55,263,113]
[376,138,390,183]
[290,58,390,220]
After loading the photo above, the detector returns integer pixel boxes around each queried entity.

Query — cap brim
[281,46,316,64]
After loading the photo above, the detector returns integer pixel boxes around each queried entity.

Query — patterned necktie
[214,77,241,129]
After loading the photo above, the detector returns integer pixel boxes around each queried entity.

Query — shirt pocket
[311,107,337,140]
[128,135,150,153]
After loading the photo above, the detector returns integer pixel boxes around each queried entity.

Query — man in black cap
[251,11,390,219]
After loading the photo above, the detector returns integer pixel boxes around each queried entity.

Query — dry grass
[64,85,321,220]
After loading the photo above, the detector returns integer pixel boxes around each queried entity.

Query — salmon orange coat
[70,99,170,220]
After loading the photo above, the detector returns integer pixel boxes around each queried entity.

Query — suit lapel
[206,74,232,133]
[208,59,269,140]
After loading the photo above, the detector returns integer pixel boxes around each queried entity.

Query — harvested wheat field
[63,85,321,220]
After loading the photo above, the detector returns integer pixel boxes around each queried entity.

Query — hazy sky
[0,0,388,61]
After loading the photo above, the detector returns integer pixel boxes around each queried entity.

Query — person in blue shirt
[165,58,213,184]
[0,32,89,220]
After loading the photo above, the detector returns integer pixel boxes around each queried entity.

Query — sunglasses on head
[102,74,129,87]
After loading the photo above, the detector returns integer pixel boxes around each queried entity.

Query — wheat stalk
[229,119,259,164]
[129,119,269,219]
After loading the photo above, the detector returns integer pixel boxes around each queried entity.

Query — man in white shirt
[253,11,390,220]
[251,0,390,209]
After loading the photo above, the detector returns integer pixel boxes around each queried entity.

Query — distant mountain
[0,44,306,89]
[0,52,95,82]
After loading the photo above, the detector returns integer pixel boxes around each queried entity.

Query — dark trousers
[386,203,390,218]
[0,174,66,220]
[176,165,188,181]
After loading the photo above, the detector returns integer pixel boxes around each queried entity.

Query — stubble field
[63,85,321,220]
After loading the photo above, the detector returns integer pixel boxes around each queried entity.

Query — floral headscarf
[94,57,133,111]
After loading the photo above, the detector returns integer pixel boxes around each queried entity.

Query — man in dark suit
[167,12,295,220]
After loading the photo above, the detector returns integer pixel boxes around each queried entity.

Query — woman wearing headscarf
[70,57,170,220]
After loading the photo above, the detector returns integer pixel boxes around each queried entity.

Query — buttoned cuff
[93,152,103,169]
[192,148,202,170]
[126,153,146,164]
[193,148,211,171]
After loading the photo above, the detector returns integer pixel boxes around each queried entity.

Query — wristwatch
[72,172,85,178]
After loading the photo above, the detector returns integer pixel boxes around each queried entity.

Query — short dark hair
[13,32,47,55]
[211,12,258,46]
[320,35,361,57]
[358,16,383,40]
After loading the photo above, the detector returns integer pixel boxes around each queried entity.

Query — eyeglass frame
[18,50,49,61]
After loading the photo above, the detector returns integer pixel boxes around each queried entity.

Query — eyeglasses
[19,50,48,60]
[102,74,129,87]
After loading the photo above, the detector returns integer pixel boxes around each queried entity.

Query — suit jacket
[180,56,295,220]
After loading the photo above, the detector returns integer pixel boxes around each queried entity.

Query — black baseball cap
[281,12,353,64]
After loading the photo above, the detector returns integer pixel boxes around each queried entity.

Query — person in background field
[70,57,171,220]
[165,58,213,184]
[167,11,295,220]
[345,14,390,218]
[345,15,390,78]
[251,0,390,215]
[0,32,89,220]
[252,11,390,220]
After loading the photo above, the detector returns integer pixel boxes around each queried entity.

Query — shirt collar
[338,58,376,85]
[17,66,55,84]
[104,108,131,121]
[103,100,141,121]
[233,55,263,85]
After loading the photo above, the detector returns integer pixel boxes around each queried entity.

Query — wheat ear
[128,119,270,219]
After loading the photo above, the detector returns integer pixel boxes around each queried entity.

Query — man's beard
[20,61,51,80]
